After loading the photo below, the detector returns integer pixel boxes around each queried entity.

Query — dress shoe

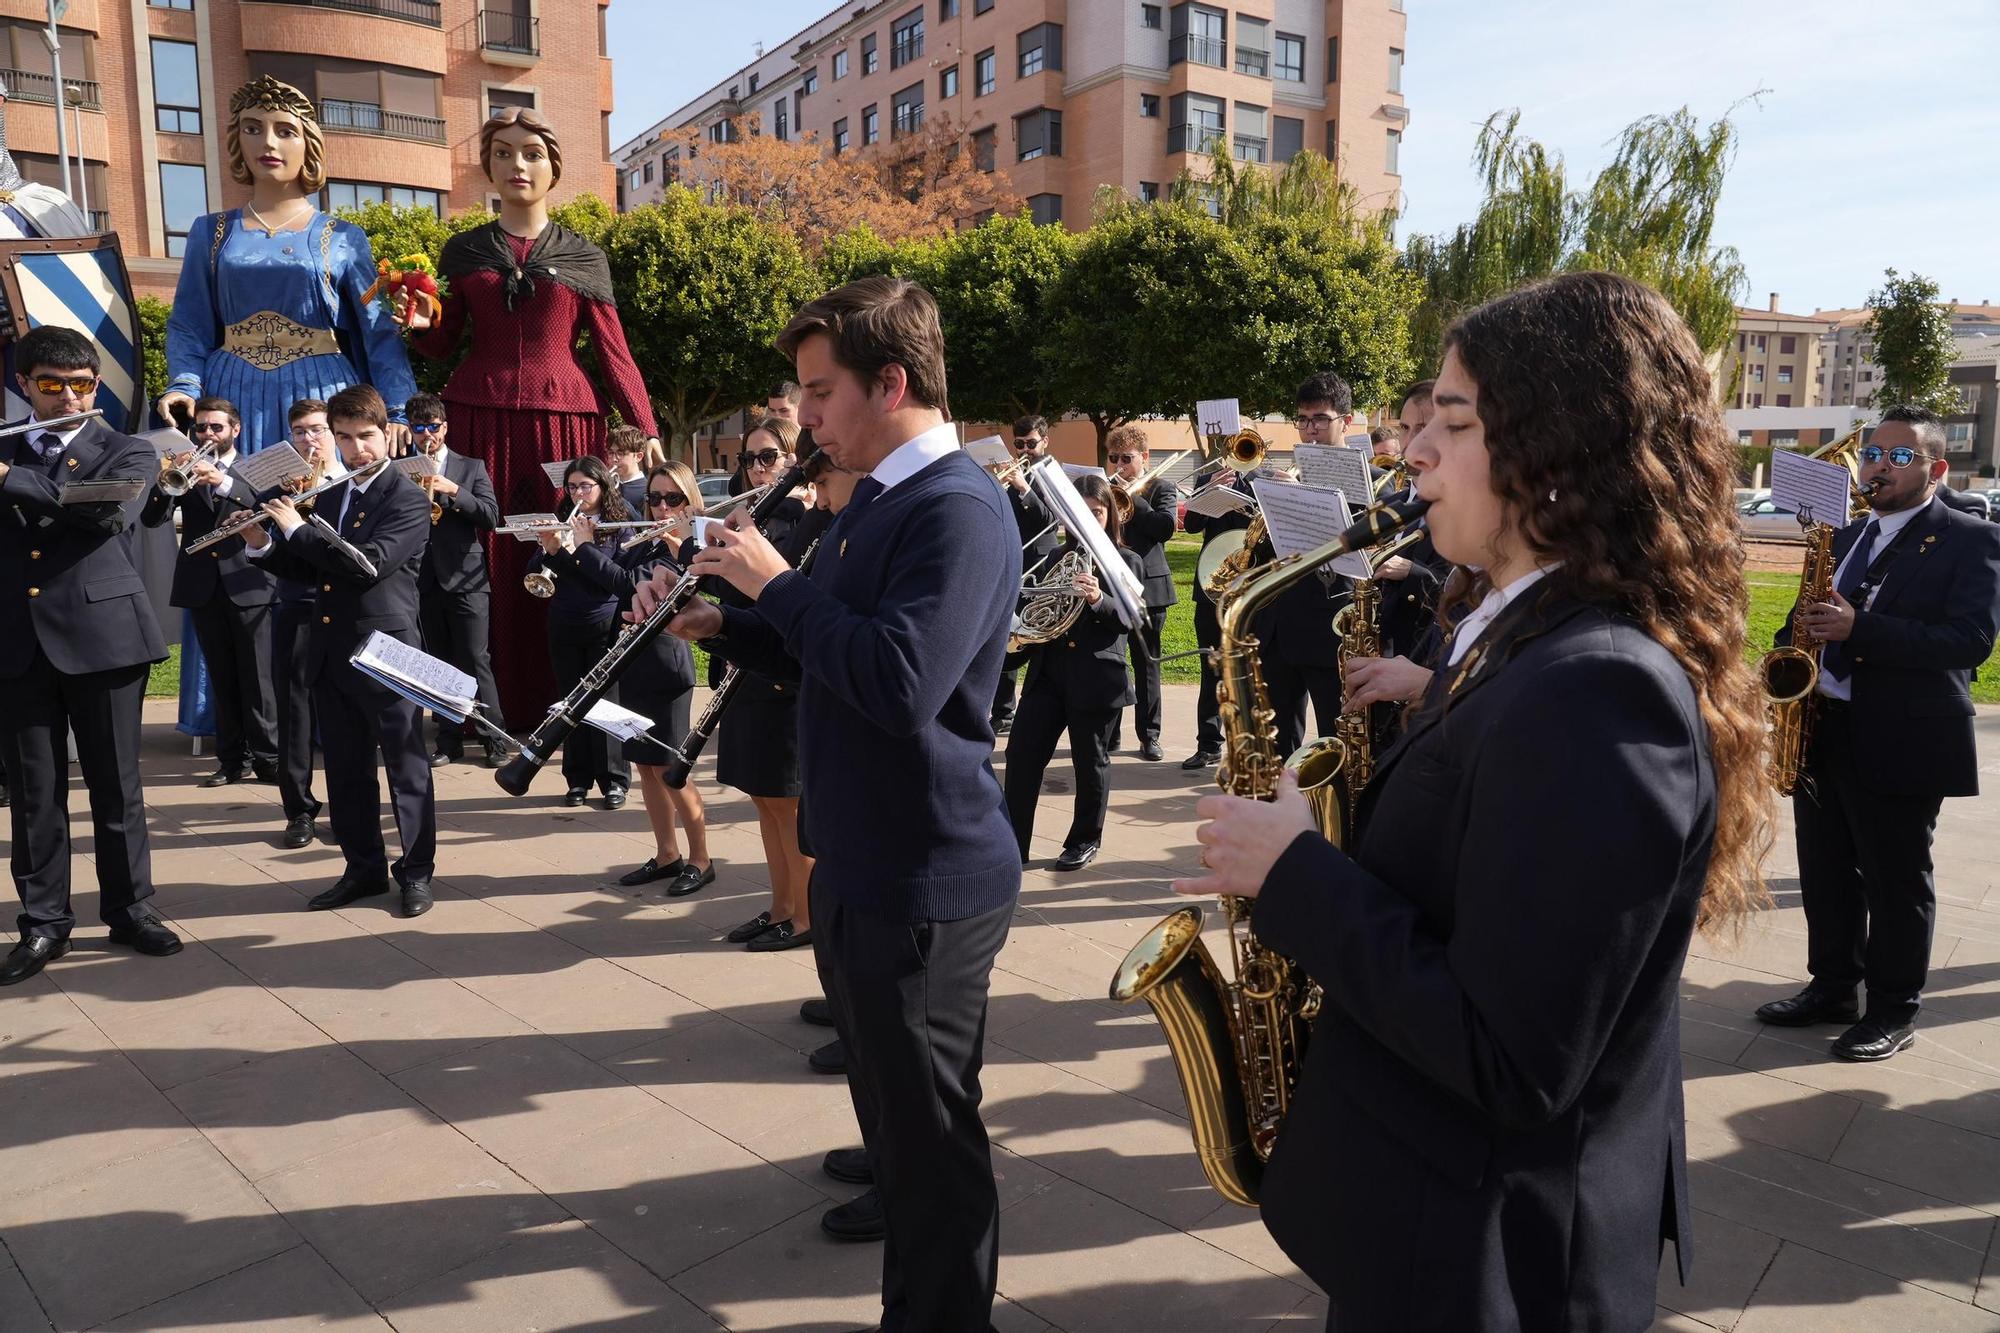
[252,763,280,784]
[619,856,684,887]
[809,1038,846,1075]
[200,767,250,789]
[281,815,316,849]
[1181,749,1219,771]
[563,788,588,808]
[1140,739,1164,762]
[1054,842,1100,872]
[665,862,715,898]
[747,920,812,952]
[428,749,459,769]
[106,919,183,956]
[822,1146,873,1184]
[399,877,434,918]
[1833,1020,1916,1062]
[1754,986,1861,1028]
[307,875,390,911]
[603,787,628,811]
[483,748,507,769]
[0,935,70,986]
[991,716,1012,737]
[1108,735,1123,753]
[725,911,772,944]
[821,1187,886,1243]
[0,784,10,807]
[800,996,835,1027]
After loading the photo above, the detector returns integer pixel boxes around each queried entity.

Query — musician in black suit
[992,414,1059,735]
[242,385,438,918]
[1181,466,1255,769]
[140,395,278,787]
[1755,405,2000,1061]
[1181,273,1773,1330]
[1105,424,1177,761]
[408,394,507,768]
[0,326,178,985]
[608,424,650,516]
[1934,483,1990,519]
[271,400,335,849]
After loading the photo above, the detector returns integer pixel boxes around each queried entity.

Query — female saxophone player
[1179,271,1772,1331]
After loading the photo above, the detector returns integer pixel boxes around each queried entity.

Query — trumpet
[986,454,1031,488]
[1110,448,1194,523]
[186,456,392,553]
[158,440,222,497]
[421,471,443,524]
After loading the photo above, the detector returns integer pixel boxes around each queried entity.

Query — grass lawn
[147,645,181,698]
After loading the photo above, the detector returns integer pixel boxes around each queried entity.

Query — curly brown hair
[1443,271,1772,936]
[226,77,327,193]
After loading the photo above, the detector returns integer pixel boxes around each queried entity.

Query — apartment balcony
[1169,35,1225,68]
[478,9,540,67]
[260,0,442,27]
[1166,122,1222,156]
[0,69,101,111]
[320,97,446,144]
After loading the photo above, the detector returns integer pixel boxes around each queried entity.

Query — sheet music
[1251,478,1370,580]
[1195,398,1242,437]
[350,631,475,720]
[688,516,724,547]
[1061,463,1106,482]
[583,698,656,742]
[539,459,569,490]
[963,435,1011,469]
[1769,450,1852,526]
[395,454,441,480]
[234,443,313,496]
[1344,431,1375,452]
[59,477,145,505]
[1293,444,1374,504]
[1183,484,1254,519]
[505,512,561,542]
[138,427,193,458]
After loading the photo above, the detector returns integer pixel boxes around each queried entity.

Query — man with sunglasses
[0,326,175,985]
[1106,423,1178,760]
[992,414,1060,735]
[410,393,507,768]
[142,395,279,789]
[1756,405,2000,1061]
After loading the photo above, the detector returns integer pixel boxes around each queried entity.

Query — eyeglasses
[566,480,601,493]
[1107,452,1142,464]
[410,421,444,435]
[191,422,231,435]
[646,491,688,507]
[33,375,97,395]
[747,448,784,467]
[291,424,329,438]
[1859,445,1935,468]
[1293,413,1338,429]
[1016,438,1043,451]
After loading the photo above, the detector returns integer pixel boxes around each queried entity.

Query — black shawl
[437,220,616,311]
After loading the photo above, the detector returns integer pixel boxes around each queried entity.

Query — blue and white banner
[0,234,144,433]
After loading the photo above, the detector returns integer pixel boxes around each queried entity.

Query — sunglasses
[1859,445,1934,468]
[1107,452,1142,463]
[1015,438,1043,451]
[410,421,444,435]
[33,375,97,395]
[191,422,232,435]
[747,448,784,467]
[646,490,688,507]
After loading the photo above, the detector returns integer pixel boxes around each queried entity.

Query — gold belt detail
[222,311,341,371]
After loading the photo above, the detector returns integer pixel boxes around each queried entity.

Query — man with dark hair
[638,275,1020,1331]
[992,412,1058,734]
[767,381,802,424]
[1105,422,1177,760]
[142,393,278,787]
[607,422,649,515]
[1397,378,1437,444]
[243,384,438,917]
[410,392,506,767]
[0,325,176,985]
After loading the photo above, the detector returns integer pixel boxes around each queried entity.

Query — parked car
[1734,487,1770,511]
[1979,490,2000,520]
[696,472,734,507]
[1739,497,1810,541]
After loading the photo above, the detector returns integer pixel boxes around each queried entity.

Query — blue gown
[164,209,415,454]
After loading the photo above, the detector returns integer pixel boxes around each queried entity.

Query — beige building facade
[1722,295,1829,411]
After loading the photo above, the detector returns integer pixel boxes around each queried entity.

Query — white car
[1739,497,1810,541]
[696,472,734,507]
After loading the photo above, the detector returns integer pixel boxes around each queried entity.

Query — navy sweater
[708,450,1021,922]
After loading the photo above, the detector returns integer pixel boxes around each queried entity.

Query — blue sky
[608,0,1999,316]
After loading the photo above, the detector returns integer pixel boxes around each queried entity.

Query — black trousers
[1265,655,1343,761]
[1795,703,1942,1026]
[3,650,153,939]
[272,597,320,822]
[550,617,630,792]
[813,881,1013,1332]
[315,661,436,884]
[990,651,1026,725]
[1126,606,1169,745]
[1194,588,1223,752]
[1003,691,1116,857]
[421,582,504,754]
[189,594,276,772]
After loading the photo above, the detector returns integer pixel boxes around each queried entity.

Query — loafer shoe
[603,788,628,811]
[724,911,772,944]
[399,878,434,918]
[820,1187,886,1243]
[800,996,835,1027]
[428,750,459,769]
[746,921,812,952]
[619,857,684,887]
[665,862,715,898]
[1755,986,1861,1028]
[0,935,70,986]
[200,768,250,789]
[1054,842,1100,872]
[106,920,183,956]
[282,814,316,849]
[1140,740,1164,761]
[822,1147,873,1184]
[307,876,390,911]
[1181,750,1219,771]
[1833,1021,1916,1062]
[562,788,588,808]
[808,1038,846,1075]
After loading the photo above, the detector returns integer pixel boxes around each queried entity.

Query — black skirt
[621,683,693,768]
[715,677,801,798]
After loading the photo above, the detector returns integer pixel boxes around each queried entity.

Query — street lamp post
[40,0,72,200]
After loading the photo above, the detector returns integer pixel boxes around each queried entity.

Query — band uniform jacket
[1374,529,1451,662]
[568,535,697,696]
[253,465,431,680]
[1021,547,1143,710]
[140,461,275,609]
[420,451,499,595]
[1008,479,1064,570]
[1776,495,2000,798]
[1252,584,1714,1332]
[1120,478,1180,610]
[0,416,168,678]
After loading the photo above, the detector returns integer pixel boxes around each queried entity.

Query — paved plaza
[3,688,2000,1331]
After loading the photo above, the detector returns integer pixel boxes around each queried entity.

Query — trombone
[1109,447,1194,524]
[1181,427,1269,493]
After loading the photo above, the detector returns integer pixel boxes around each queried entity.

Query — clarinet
[659,531,824,790]
[494,443,820,797]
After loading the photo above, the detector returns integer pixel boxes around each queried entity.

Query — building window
[642,161,654,183]
[1170,4,1227,68]
[1751,365,1765,383]
[1754,334,1767,351]
[1325,119,1338,161]
[1275,32,1305,82]
[1234,17,1269,78]
[151,38,201,134]
[1273,115,1303,163]
[1776,394,1792,408]
[1385,126,1401,174]
[862,33,878,75]
[1753,394,1764,408]
[627,168,640,191]
[803,68,819,95]
[975,0,993,13]
[748,73,760,93]
[833,49,849,79]
[663,150,679,183]
[972,126,996,172]
[1015,107,1061,161]
[148,0,194,8]
[487,86,534,120]
[774,97,788,141]
[1780,335,1796,354]
[1326,36,1339,83]
[975,49,996,95]
[1167,91,1224,155]
[1138,180,1160,202]
[1140,93,1160,118]
[892,8,925,69]
[832,118,850,154]
[707,120,732,144]
[1233,103,1267,162]
[325,180,444,218]
[1777,366,1793,384]
[1029,193,1062,226]
[1018,23,1062,77]
[942,0,958,16]
[1388,46,1403,94]
[1949,422,1975,446]
[892,82,925,137]
[1141,4,1162,29]
[941,65,958,98]
[863,104,879,145]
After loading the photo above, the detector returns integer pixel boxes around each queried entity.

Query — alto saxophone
[1111,496,1430,1206]
[1761,519,1838,796]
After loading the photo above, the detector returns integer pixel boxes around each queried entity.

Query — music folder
[306,515,378,580]
[58,477,146,505]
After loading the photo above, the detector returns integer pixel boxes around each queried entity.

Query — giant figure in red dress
[404,107,659,724]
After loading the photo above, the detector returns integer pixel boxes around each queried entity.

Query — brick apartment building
[0,0,620,301]
[614,0,1410,229]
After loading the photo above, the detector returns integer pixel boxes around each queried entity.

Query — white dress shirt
[1445,566,1555,667]
[870,421,962,493]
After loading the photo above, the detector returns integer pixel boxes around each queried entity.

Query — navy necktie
[1821,519,1878,682]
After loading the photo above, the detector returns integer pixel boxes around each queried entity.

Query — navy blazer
[1022,545,1141,709]
[1120,476,1179,609]
[1777,496,2000,798]
[1373,529,1450,661]
[421,451,499,594]
[0,416,168,678]
[140,460,276,609]
[568,534,696,697]
[1252,584,1713,1331]
[1007,479,1064,568]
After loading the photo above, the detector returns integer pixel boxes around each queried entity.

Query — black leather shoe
[563,788,587,808]
[603,787,628,811]
[746,920,812,952]
[991,716,1012,736]
[1054,842,1100,872]
[665,862,715,898]
[200,768,250,789]
[1833,1021,1916,1062]
[725,911,772,944]
[822,1147,873,1184]
[252,763,280,784]
[399,878,434,918]
[282,815,315,849]
[106,919,183,956]
[483,748,507,769]
[1140,740,1164,762]
[428,750,459,769]
[0,935,70,986]
[1755,986,1861,1028]
[307,876,390,911]
[821,1188,886,1243]
[1108,735,1123,753]
[619,857,684,887]
[1181,750,1219,771]
[809,1038,846,1075]
[800,996,834,1027]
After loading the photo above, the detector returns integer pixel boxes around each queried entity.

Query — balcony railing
[1167,122,1223,156]
[87,209,109,232]
[1169,35,1226,67]
[0,68,102,110]
[261,0,442,27]
[1234,46,1268,77]
[478,9,540,56]
[891,34,923,69]
[320,98,446,144]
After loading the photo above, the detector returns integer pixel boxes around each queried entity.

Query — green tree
[1865,268,1957,412]
[1169,146,1365,234]
[814,225,908,287]
[550,193,617,246]
[136,295,170,409]
[917,214,1075,425]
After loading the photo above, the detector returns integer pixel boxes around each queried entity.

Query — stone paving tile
[0,1241,54,1333]
[98,1243,393,1331]
[600,1014,853,1146]
[389,1031,664,1163]
[1655,1209,1783,1332]
[649,1201,893,1331]
[1680,1053,1863,1161]
[1829,1104,2000,1215]
[1732,1241,2000,1332]
[0,1032,205,1197]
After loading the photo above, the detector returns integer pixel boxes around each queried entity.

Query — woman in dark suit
[1179,272,1773,1332]
[1004,473,1143,873]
